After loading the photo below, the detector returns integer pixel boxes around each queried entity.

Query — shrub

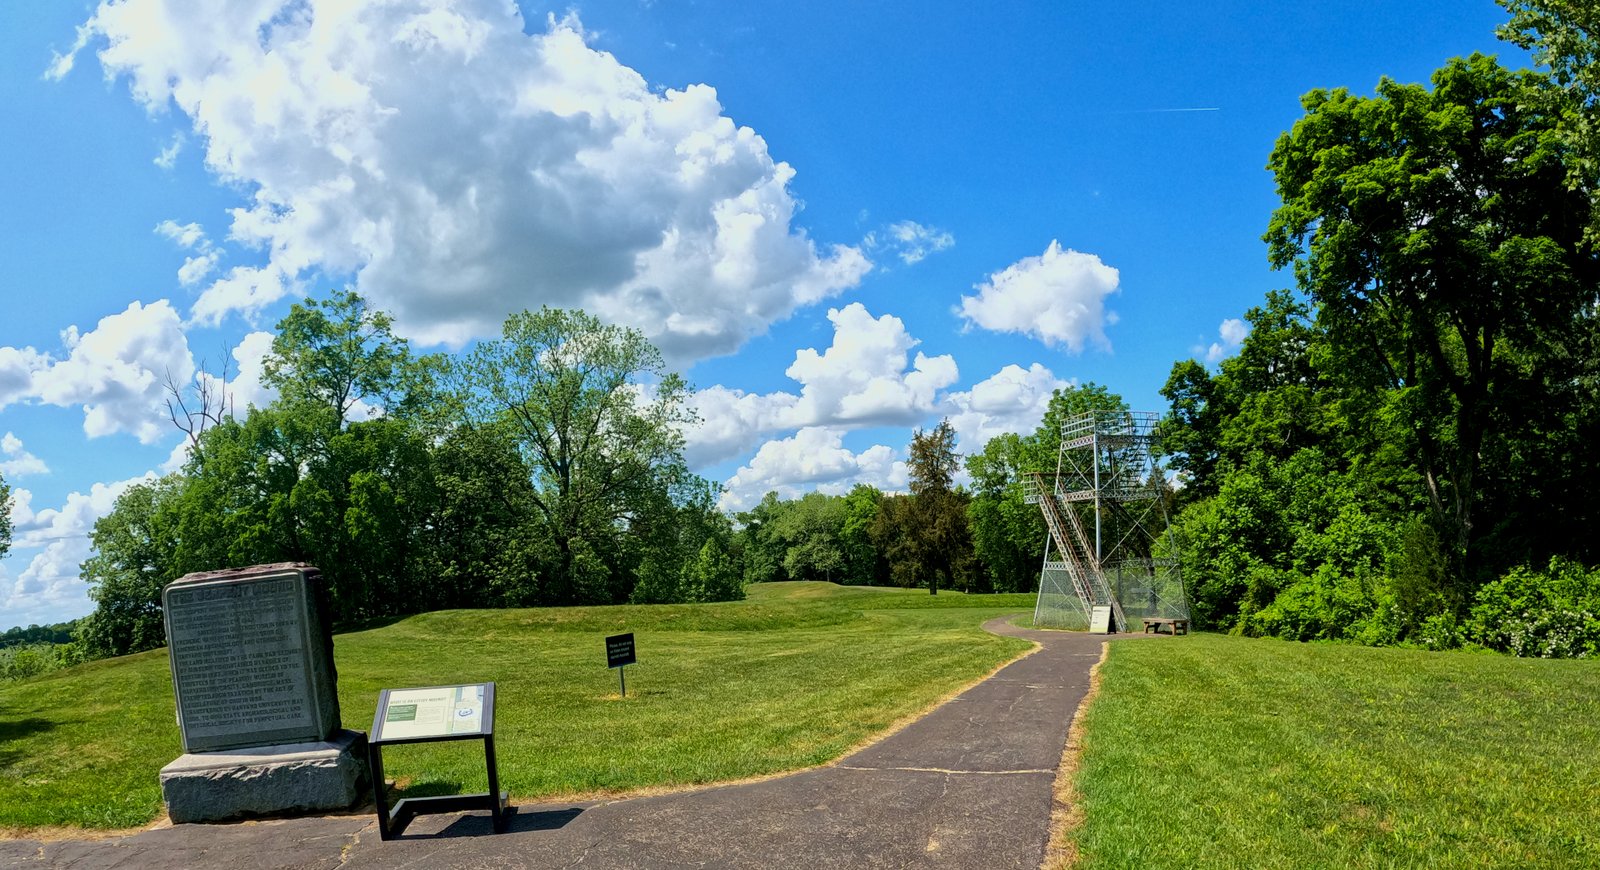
[0,642,78,682]
[1468,558,1600,658]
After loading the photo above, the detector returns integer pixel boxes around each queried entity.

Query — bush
[1468,558,1600,658]
[0,642,79,682]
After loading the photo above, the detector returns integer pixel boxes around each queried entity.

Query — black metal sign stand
[606,633,636,698]
[368,682,508,839]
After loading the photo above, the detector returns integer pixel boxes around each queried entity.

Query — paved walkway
[4,618,1137,869]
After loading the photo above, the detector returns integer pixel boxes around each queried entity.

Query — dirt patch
[1042,641,1109,869]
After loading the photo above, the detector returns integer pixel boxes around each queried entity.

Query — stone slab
[160,729,371,824]
[162,563,341,753]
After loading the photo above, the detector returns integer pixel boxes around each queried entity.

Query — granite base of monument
[159,563,370,824]
[160,729,370,824]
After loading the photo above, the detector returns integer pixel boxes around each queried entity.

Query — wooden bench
[1142,618,1189,636]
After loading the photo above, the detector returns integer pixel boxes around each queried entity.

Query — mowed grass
[0,583,1034,832]
[1071,633,1600,869]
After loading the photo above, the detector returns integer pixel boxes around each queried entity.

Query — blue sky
[1,0,1525,629]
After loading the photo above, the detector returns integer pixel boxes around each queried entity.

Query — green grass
[0,582,1034,832]
[1072,633,1600,869]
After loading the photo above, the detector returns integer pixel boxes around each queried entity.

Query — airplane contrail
[1108,107,1222,114]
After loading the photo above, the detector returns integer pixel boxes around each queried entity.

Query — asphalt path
[3,617,1141,869]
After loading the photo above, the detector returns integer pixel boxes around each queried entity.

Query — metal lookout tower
[1025,410,1189,631]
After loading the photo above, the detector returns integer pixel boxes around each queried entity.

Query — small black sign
[606,633,636,669]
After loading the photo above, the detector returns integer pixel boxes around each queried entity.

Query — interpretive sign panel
[368,681,506,838]
[375,684,488,741]
[1089,605,1113,634]
[606,633,636,669]
[162,564,340,753]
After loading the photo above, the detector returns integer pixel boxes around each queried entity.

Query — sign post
[606,633,636,698]
[368,682,508,839]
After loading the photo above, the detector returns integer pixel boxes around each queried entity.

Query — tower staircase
[1025,471,1126,631]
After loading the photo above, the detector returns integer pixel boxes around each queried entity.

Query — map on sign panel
[379,684,485,740]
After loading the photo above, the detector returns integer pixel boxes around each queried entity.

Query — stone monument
[158,563,370,823]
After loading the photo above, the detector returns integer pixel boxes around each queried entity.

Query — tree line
[64,294,1097,662]
[56,278,1141,663]
[1157,2,1600,657]
[71,297,741,659]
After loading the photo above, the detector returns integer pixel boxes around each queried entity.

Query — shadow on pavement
[413,806,584,840]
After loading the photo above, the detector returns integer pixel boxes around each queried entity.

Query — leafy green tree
[1265,53,1595,582]
[451,307,697,604]
[0,622,78,648]
[1159,288,1423,633]
[630,478,743,604]
[868,493,920,589]
[903,419,973,595]
[1499,0,1600,236]
[771,492,846,583]
[427,425,546,606]
[684,537,743,602]
[965,433,1041,594]
[735,492,789,584]
[840,484,885,584]
[77,476,186,658]
[262,289,423,426]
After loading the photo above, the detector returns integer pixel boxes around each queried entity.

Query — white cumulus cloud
[223,330,279,411]
[866,220,954,265]
[31,300,196,444]
[62,1,870,361]
[785,304,958,427]
[944,363,1072,452]
[12,475,152,550]
[3,539,97,626]
[1202,317,1250,363]
[958,240,1120,352]
[0,433,49,478]
[156,219,221,286]
[3,473,158,625]
[0,347,50,410]
[719,427,906,511]
[684,302,957,467]
[154,132,183,169]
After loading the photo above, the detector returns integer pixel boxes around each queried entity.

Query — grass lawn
[0,582,1035,833]
[1070,633,1600,869]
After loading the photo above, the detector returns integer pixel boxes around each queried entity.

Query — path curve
[3,618,1137,870]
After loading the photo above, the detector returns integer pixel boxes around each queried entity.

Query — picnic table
[1142,617,1189,635]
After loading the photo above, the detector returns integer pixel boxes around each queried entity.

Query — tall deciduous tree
[1499,0,1600,236]
[451,307,698,604]
[904,419,972,595]
[840,484,885,584]
[1265,53,1597,580]
[77,476,185,658]
[263,289,422,427]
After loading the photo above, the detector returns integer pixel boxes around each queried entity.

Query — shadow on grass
[393,779,466,800]
[0,718,56,768]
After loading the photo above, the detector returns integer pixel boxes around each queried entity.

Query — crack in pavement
[334,825,366,867]
[835,764,1053,776]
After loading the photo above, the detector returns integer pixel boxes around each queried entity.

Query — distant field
[0,583,1035,833]
[1069,634,1600,869]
